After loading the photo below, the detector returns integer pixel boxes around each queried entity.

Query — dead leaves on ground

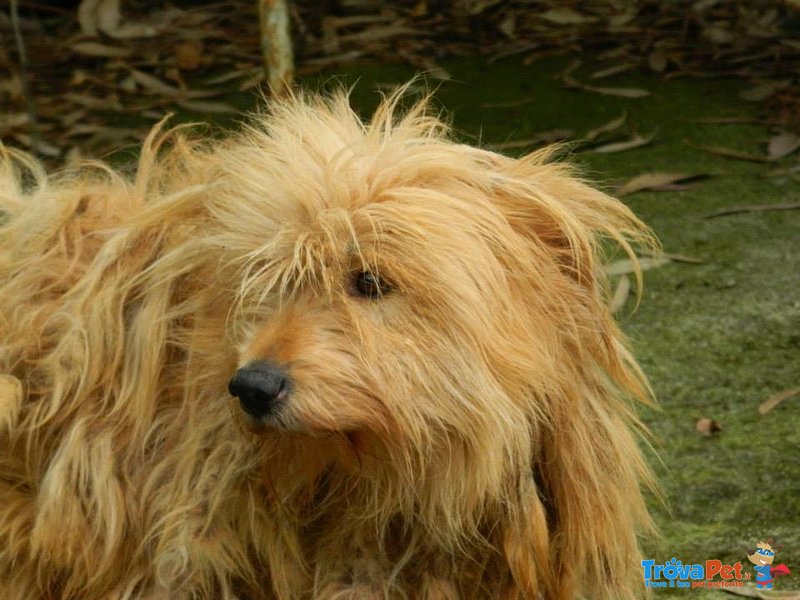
[592,131,657,153]
[2,0,800,160]
[617,173,710,196]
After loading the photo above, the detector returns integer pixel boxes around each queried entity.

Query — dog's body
[0,89,654,599]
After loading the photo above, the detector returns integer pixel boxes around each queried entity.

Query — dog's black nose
[228,361,291,418]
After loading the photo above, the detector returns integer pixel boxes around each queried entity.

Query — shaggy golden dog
[0,87,655,599]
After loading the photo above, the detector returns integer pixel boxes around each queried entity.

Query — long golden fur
[0,86,656,599]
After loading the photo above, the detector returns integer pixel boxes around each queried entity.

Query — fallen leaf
[130,69,182,96]
[589,64,636,79]
[703,24,734,44]
[705,201,800,218]
[695,417,722,436]
[658,253,705,265]
[565,73,651,98]
[585,111,627,141]
[605,256,671,276]
[584,85,650,98]
[593,131,657,153]
[608,10,637,28]
[175,41,204,71]
[498,14,516,39]
[71,41,131,58]
[488,129,573,151]
[609,275,631,314]
[0,113,29,133]
[464,0,503,15]
[617,172,706,196]
[767,132,800,160]
[540,8,594,25]
[204,67,261,86]
[78,0,156,39]
[65,93,123,111]
[759,388,800,415]
[12,134,61,157]
[687,141,770,162]
[739,80,791,102]
[648,50,668,72]
[176,100,239,114]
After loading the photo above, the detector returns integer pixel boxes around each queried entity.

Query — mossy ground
[145,56,800,596]
[297,58,800,597]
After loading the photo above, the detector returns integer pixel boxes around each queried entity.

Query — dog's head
[211,87,654,545]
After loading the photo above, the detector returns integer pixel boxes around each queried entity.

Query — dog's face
[226,149,539,448]
[210,93,648,494]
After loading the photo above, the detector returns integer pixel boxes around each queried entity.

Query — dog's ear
[482,146,659,596]
[486,146,656,296]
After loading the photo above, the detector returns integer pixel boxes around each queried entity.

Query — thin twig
[705,202,800,219]
[9,0,40,153]
[257,0,294,96]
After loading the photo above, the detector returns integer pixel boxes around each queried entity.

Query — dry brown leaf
[687,141,770,162]
[337,25,418,44]
[78,0,156,38]
[609,275,631,314]
[608,10,637,28]
[705,202,800,218]
[175,41,204,71]
[71,41,131,58]
[758,388,800,415]
[204,67,260,86]
[703,24,734,44]
[648,50,668,72]
[176,100,239,114]
[564,74,650,98]
[767,132,800,160]
[605,256,671,276]
[585,111,627,141]
[540,8,595,25]
[593,131,656,153]
[12,134,61,157]
[589,64,637,79]
[464,0,503,15]
[617,172,705,196]
[498,14,516,39]
[739,80,790,102]
[0,113,29,133]
[659,253,705,265]
[64,93,123,111]
[695,417,722,436]
[130,69,182,96]
[488,129,573,151]
[583,84,650,99]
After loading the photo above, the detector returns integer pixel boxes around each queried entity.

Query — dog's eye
[351,271,391,299]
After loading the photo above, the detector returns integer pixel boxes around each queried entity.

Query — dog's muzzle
[228,361,291,419]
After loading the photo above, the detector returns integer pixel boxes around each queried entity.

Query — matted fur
[0,87,656,599]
